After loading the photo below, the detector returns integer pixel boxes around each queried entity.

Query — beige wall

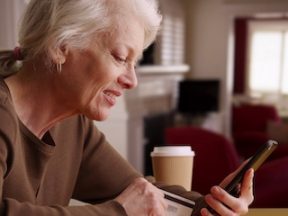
[0,0,26,49]
[185,0,288,136]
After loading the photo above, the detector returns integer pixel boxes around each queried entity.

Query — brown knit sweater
[0,78,141,215]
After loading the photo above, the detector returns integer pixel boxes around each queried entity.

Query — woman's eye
[114,55,126,63]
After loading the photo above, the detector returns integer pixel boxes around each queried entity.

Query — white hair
[19,0,162,61]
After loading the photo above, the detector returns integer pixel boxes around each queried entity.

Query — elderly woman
[0,0,253,215]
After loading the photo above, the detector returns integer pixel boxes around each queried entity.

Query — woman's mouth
[103,90,121,106]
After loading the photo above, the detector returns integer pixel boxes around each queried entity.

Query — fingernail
[205,194,213,202]
[211,186,220,193]
[201,208,208,216]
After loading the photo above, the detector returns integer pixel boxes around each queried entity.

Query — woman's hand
[115,177,167,216]
[201,168,254,216]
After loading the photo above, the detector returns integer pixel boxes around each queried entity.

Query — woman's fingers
[200,207,214,216]
[204,168,254,216]
[220,159,250,188]
[115,177,167,216]
[240,168,254,204]
[205,187,240,216]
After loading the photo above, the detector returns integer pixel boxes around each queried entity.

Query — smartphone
[191,139,278,216]
[224,139,278,194]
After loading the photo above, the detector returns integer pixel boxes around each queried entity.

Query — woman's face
[59,20,145,120]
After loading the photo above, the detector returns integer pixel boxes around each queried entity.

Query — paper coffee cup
[151,146,195,191]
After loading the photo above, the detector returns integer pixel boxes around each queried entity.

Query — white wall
[94,96,129,159]
[185,0,288,136]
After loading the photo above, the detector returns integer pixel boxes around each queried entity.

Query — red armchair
[232,103,288,161]
[165,126,239,195]
[165,126,288,207]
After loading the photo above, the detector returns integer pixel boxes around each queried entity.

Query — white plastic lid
[150,146,195,157]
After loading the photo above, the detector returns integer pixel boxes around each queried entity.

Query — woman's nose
[118,67,138,89]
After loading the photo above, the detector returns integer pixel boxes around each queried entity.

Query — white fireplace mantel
[137,65,190,75]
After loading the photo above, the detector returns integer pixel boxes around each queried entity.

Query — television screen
[177,79,220,115]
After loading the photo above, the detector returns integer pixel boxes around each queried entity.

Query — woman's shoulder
[0,77,18,125]
[0,77,12,105]
[0,78,19,166]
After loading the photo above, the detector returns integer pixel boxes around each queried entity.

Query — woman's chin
[83,103,112,121]
[95,115,109,121]
[88,110,110,121]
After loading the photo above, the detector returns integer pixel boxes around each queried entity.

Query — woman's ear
[48,44,68,65]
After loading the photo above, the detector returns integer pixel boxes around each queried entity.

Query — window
[140,0,186,66]
[247,20,288,110]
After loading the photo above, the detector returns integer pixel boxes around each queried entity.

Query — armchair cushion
[253,156,288,208]
[232,104,281,134]
[233,131,269,159]
[232,103,288,161]
[267,121,288,143]
[234,131,288,161]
